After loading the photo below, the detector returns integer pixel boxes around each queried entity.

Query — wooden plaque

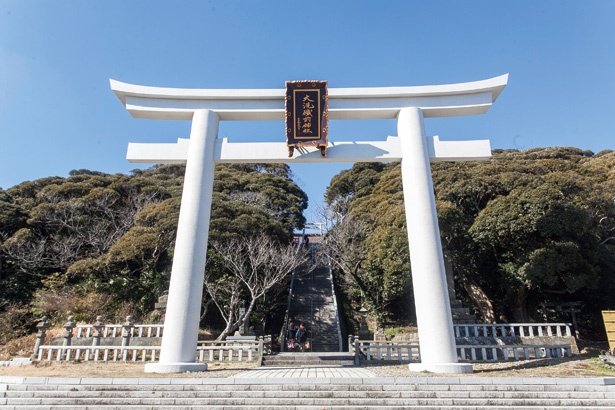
[285,80,328,157]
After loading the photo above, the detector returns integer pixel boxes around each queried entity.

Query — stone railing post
[121,315,135,361]
[91,316,105,360]
[33,316,50,359]
[121,316,135,347]
[348,334,354,353]
[92,316,105,346]
[257,336,264,367]
[61,316,76,360]
[354,335,360,366]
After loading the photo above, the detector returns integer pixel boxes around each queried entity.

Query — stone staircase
[3,376,615,409]
[261,352,354,367]
[286,246,341,353]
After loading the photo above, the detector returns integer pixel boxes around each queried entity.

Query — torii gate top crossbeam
[110,75,508,121]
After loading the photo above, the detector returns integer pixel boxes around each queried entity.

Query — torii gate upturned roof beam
[110,74,508,121]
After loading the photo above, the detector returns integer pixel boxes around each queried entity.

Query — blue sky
[1,1,613,221]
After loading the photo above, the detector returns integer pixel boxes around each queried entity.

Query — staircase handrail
[326,252,344,352]
[279,240,303,351]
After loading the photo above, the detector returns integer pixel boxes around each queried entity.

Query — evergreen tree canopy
[324,148,615,334]
[0,163,307,336]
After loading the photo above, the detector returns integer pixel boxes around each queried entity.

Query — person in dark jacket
[286,320,297,350]
[295,323,308,352]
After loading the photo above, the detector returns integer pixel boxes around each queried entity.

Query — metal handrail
[279,240,303,351]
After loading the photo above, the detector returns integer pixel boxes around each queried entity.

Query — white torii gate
[110,74,508,374]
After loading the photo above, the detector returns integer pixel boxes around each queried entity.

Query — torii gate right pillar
[398,107,472,374]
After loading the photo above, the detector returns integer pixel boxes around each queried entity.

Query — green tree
[324,148,615,334]
[1,162,308,336]
[434,148,615,324]
[323,163,412,326]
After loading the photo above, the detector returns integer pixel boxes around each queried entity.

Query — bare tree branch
[207,233,308,341]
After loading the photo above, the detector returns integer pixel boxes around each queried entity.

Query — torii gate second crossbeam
[111,75,508,374]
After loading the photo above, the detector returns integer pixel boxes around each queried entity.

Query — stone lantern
[63,316,76,346]
[33,316,50,358]
[358,306,372,340]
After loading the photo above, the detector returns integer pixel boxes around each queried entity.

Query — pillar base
[144,362,208,373]
[409,362,473,374]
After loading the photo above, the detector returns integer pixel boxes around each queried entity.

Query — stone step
[262,352,354,366]
[3,379,615,409]
[262,360,355,367]
[289,314,336,320]
[5,397,614,408]
[4,381,614,392]
[308,336,338,341]
[294,341,340,350]
[286,247,342,352]
[4,382,615,392]
[310,346,341,352]
[290,300,336,305]
[9,390,611,399]
[290,309,336,315]
[311,335,340,340]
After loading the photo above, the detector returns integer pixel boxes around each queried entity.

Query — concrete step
[262,352,355,367]
[5,398,615,408]
[311,336,340,341]
[2,376,615,409]
[310,346,341,353]
[312,337,339,342]
[312,340,340,346]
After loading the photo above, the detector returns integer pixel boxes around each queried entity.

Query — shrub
[0,304,33,345]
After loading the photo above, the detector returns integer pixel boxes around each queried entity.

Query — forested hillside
[324,148,615,338]
[2,147,614,343]
[0,163,307,342]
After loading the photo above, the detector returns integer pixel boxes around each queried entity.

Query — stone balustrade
[350,338,572,364]
[36,341,265,363]
[454,323,572,338]
[37,345,162,362]
[355,340,421,362]
[349,322,575,364]
[74,323,164,338]
[32,316,265,364]
[456,344,572,361]
[196,340,261,362]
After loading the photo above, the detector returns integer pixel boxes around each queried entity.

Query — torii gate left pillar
[110,75,508,374]
[152,110,218,372]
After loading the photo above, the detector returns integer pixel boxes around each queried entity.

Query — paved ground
[1,348,615,379]
[233,366,376,378]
